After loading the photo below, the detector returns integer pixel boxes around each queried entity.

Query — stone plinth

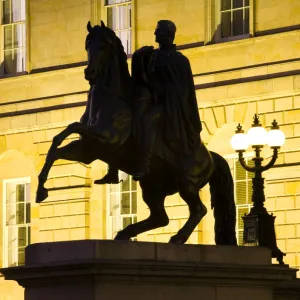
[0,240,299,300]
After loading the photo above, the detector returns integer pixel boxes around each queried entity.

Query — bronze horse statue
[36,21,237,245]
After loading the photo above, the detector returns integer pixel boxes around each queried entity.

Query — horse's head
[84,21,117,83]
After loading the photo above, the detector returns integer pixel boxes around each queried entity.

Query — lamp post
[231,114,286,264]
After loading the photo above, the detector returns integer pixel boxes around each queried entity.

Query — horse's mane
[87,24,130,81]
[112,33,131,80]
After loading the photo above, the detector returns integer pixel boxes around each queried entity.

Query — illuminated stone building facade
[0,0,299,298]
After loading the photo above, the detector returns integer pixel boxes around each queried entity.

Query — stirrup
[94,172,121,185]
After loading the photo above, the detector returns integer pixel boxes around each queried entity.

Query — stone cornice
[0,259,296,288]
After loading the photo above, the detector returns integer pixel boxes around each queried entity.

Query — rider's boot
[132,124,155,181]
[132,150,152,181]
[94,165,120,184]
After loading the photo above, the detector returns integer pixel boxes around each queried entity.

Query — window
[105,0,132,54]
[3,177,31,267]
[220,0,249,39]
[226,155,254,245]
[0,0,26,76]
[107,172,137,239]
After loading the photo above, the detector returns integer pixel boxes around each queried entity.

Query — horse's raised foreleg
[36,137,65,203]
[36,139,94,203]
[114,188,168,240]
[36,123,96,203]
[169,181,207,244]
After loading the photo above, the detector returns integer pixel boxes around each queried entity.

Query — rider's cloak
[133,45,202,156]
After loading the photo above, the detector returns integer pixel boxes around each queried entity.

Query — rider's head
[154,20,176,47]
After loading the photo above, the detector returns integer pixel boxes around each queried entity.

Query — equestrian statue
[36,20,237,245]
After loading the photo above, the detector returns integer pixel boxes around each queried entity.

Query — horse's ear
[87,21,92,32]
[101,20,106,28]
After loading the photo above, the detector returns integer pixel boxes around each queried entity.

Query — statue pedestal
[0,240,299,300]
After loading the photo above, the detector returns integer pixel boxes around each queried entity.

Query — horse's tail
[209,151,237,245]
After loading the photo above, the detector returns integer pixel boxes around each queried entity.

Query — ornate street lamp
[231,114,286,264]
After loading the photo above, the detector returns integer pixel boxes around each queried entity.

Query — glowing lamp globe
[231,124,249,151]
[267,120,285,148]
[231,132,249,151]
[247,126,268,147]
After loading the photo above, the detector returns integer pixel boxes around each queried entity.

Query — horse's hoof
[94,173,121,185]
[169,233,187,244]
[169,234,187,244]
[36,187,49,203]
[114,231,132,241]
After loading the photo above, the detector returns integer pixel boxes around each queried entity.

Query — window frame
[2,176,31,267]
[0,0,28,78]
[225,152,254,245]
[104,0,133,55]
[209,0,254,44]
[106,171,137,240]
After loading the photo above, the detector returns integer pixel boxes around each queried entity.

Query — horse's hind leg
[114,187,169,240]
[36,140,90,203]
[169,180,207,244]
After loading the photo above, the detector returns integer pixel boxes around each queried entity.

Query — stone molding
[0,241,299,300]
